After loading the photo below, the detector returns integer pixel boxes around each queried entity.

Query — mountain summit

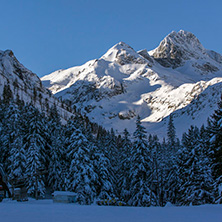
[41,30,222,137]
[101,41,149,65]
[150,30,222,70]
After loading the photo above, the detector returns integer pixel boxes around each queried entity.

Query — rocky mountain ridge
[150,30,222,70]
[41,31,222,136]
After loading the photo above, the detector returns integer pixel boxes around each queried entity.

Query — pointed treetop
[133,115,147,140]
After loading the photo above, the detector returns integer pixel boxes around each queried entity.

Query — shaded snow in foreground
[0,199,222,222]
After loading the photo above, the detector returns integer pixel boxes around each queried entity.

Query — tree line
[0,83,221,206]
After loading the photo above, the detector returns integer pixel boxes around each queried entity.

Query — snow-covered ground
[1,199,222,222]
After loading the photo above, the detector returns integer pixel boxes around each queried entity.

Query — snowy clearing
[0,199,222,222]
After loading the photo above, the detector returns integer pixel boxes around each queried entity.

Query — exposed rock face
[118,110,136,120]
[206,50,222,64]
[138,49,154,66]
[193,62,219,74]
[63,77,124,104]
[115,43,147,65]
[150,30,204,68]
[150,30,221,71]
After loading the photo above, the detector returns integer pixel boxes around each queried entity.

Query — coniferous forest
[0,84,222,207]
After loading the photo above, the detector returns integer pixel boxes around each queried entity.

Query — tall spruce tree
[128,116,156,206]
[119,129,132,202]
[23,105,47,198]
[102,128,118,193]
[92,147,115,200]
[47,104,65,191]
[178,125,215,205]
[148,134,163,206]
[66,129,97,204]
[165,114,180,205]
[167,114,176,148]
[207,94,222,203]
[7,104,26,184]
[158,138,169,206]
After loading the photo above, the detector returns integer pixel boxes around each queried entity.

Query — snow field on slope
[0,199,222,222]
[41,32,222,137]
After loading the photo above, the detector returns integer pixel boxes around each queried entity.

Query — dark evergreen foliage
[3,82,13,104]
[167,114,176,148]
[128,116,156,206]
[118,129,132,202]
[0,92,222,206]
[207,94,222,203]
[178,126,215,205]
[66,129,97,204]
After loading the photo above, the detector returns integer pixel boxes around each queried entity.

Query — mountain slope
[0,49,72,121]
[41,30,222,137]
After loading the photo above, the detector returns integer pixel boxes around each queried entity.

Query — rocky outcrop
[150,30,221,71]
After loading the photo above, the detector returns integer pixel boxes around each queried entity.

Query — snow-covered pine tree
[177,126,199,205]
[148,134,163,206]
[0,104,13,166]
[6,103,26,185]
[1,103,25,171]
[158,138,170,206]
[207,94,222,203]
[47,104,66,191]
[64,117,78,141]
[105,128,118,165]
[66,128,97,204]
[196,125,216,204]
[0,113,4,164]
[165,114,180,205]
[208,94,222,177]
[71,112,85,130]
[178,125,215,205]
[128,116,156,206]
[8,136,26,185]
[23,105,47,198]
[92,146,115,200]
[167,114,176,148]
[2,82,13,105]
[118,129,132,202]
[102,128,118,192]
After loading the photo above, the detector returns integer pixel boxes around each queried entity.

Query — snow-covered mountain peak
[41,31,222,137]
[105,41,133,53]
[162,30,204,52]
[168,30,202,46]
[102,41,147,65]
[149,30,209,68]
[113,41,132,49]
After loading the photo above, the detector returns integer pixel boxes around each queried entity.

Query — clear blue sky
[0,0,221,77]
